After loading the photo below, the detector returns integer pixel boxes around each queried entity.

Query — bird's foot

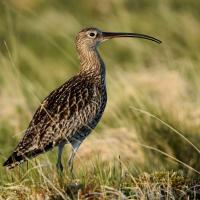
[65,181,83,199]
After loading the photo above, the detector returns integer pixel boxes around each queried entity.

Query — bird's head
[76,27,161,51]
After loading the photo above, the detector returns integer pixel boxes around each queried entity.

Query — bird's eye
[89,32,96,38]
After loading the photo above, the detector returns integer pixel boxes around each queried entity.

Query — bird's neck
[77,47,106,84]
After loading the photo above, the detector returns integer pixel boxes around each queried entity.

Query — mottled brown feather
[3,28,107,169]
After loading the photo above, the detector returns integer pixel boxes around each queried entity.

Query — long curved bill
[102,32,161,44]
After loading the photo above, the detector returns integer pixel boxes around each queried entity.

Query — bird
[3,27,161,172]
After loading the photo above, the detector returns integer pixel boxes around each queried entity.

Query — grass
[0,0,200,199]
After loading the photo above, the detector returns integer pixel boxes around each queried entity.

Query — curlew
[3,27,161,172]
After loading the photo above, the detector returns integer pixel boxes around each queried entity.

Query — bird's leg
[56,142,65,173]
[67,149,76,173]
[67,141,81,177]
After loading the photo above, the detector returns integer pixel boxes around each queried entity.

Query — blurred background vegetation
[0,0,200,198]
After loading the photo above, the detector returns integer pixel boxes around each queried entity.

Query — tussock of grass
[1,164,199,199]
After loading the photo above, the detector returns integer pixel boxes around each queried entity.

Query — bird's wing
[3,75,100,168]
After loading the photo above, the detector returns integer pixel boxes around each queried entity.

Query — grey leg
[67,141,81,174]
[56,142,65,172]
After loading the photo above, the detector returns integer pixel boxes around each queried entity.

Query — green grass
[1,0,200,199]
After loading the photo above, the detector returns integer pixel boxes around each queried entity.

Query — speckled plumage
[4,28,107,169]
[3,27,161,170]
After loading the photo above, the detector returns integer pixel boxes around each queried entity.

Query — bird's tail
[3,149,43,169]
[3,143,54,169]
[3,152,27,169]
